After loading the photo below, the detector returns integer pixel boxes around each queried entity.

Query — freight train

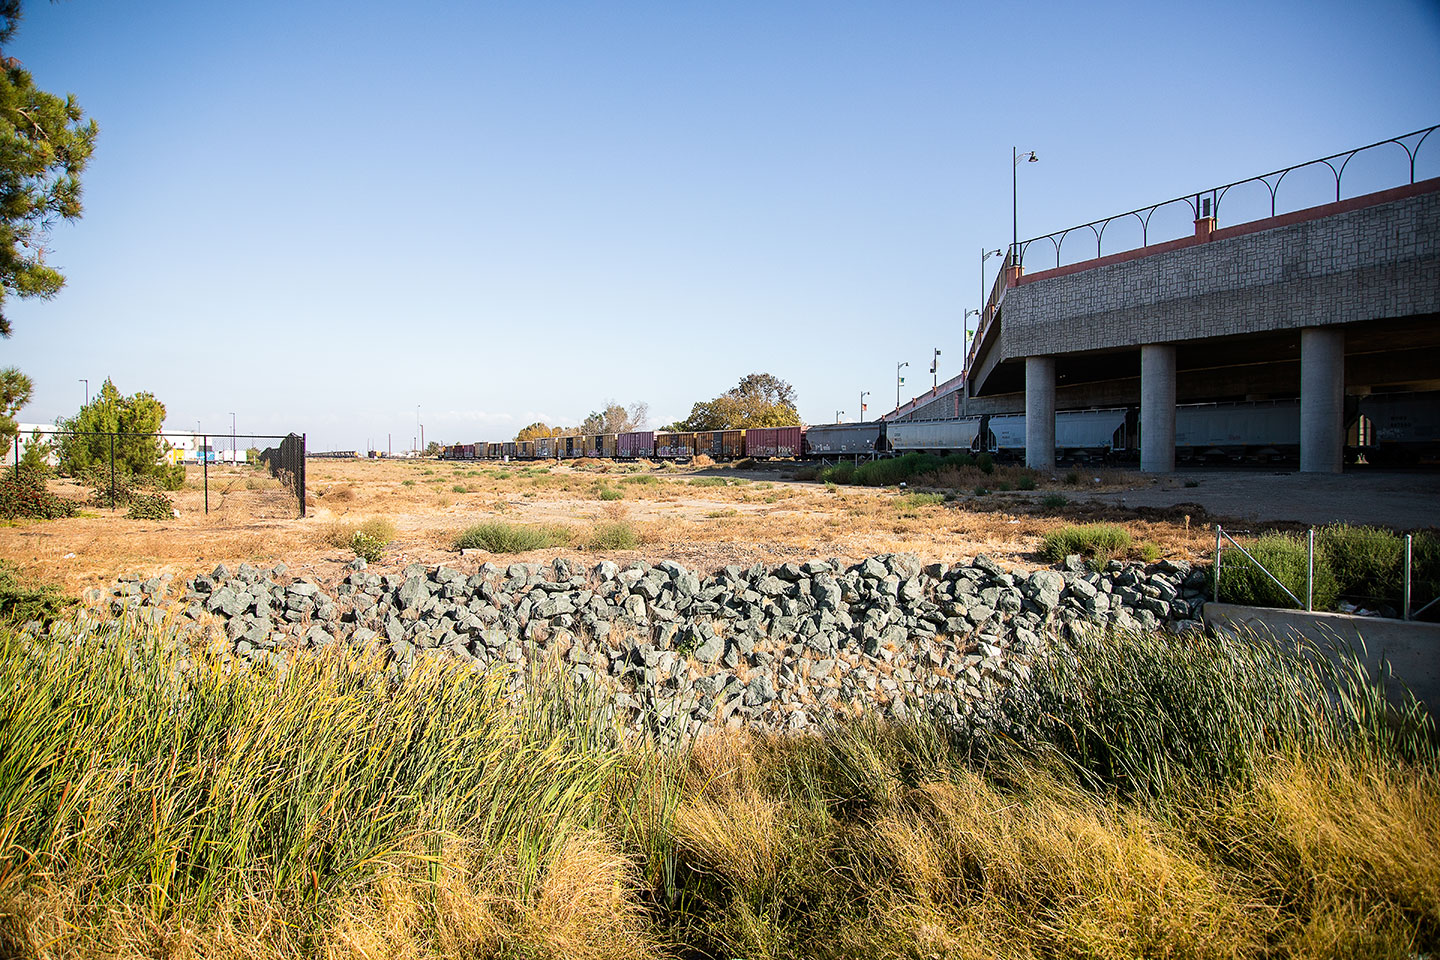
[440,392,1438,465]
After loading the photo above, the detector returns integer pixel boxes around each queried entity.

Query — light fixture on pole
[896,361,909,410]
[930,348,942,390]
[835,410,844,423]
[79,379,88,406]
[1013,148,1039,265]
[229,412,236,465]
[415,404,420,455]
[963,308,981,370]
[859,390,870,421]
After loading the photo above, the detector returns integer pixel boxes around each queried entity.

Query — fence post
[109,433,116,510]
[1306,527,1314,612]
[299,433,307,518]
[1213,524,1222,603]
[1403,534,1412,621]
[203,435,209,515]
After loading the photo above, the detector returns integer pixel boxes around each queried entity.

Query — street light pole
[80,379,88,406]
[859,390,870,422]
[896,361,909,411]
[415,404,420,455]
[1013,148,1039,264]
[230,412,236,465]
[930,348,941,390]
[836,410,844,423]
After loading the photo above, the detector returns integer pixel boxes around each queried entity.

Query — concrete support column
[1025,355,1055,471]
[1300,327,1345,474]
[1140,343,1176,473]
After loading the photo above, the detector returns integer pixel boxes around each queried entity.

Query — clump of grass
[1016,473,1037,491]
[595,484,624,501]
[322,517,398,562]
[688,477,731,488]
[401,479,415,487]
[972,485,989,496]
[454,521,576,553]
[1135,540,1162,562]
[705,508,739,519]
[1041,493,1068,508]
[824,481,838,494]
[585,520,640,550]
[1065,470,1081,485]
[1317,523,1440,609]
[1041,523,1132,567]
[451,483,467,493]
[899,492,945,510]
[620,474,658,485]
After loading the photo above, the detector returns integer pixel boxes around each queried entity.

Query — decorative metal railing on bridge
[964,125,1438,379]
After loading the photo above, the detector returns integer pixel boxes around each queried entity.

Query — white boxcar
[887,419,981,453]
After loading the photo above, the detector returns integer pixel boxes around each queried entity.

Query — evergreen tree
[0,1,98,337]
[0,364,31,456]
[55,379,183,489]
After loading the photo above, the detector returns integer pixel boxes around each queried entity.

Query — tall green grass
[454,521,577,552]
[0,612,1434,957]
[1040,522,1132,567]
[820,451,992,487]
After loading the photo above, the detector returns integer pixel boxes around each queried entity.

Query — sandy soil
[2,457,1431,596]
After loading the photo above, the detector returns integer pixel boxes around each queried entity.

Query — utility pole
[896,361,909,411]
[230,412,236,465]
[80,379,88,406]
[836,410,844,423]
[930,348,941,390]
[859,390,869,422]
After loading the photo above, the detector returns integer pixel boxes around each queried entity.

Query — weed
[1212,531,1339,610]
[973,486,989,496]
[596,484,624,501]
[620,474,658,485]
[0,561,75,624]
[1017,473,1037,490]
[1041,523,1133,567]
[1136,540,1162,562]
[585,520,640,551]
[1065,470,1081,485]
[1041,493,1068,508]
[454,521,575,553]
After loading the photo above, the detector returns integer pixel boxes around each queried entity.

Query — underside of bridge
[973,313,1440,407]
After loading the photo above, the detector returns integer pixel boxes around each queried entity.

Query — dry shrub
[320,516,398,551]
[691,454,715,467]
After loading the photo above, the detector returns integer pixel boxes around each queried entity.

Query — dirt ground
[2,457,1433,596]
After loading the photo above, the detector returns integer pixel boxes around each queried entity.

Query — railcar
[887,419,981,454]
[1351,391,1440,463]
[745,426,803,459]
[803,421,887,457]
[700,429,746,460]
[1174,400,1299,462]
[618,431,656,459]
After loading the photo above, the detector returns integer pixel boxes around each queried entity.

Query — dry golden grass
[0,457,1215,596]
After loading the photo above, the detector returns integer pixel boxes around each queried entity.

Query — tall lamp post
[859,390,870,422]
[1013,147,1039,264]
[896,361,909,411]
[415,404,420,456]
[835,410,844,423]
[229,412,236,465]
[929,348,941,390]
[79,379,88,406]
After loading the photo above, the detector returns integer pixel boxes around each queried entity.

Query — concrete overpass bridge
[923,127,1440,472]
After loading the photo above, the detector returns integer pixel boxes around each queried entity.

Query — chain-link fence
[259,433,307,517]
[7,428,306,518]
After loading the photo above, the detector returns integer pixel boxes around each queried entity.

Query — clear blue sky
[6,0,1438,451]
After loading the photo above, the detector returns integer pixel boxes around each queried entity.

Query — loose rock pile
[89,553,1209,738]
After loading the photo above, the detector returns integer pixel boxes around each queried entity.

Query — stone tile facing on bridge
[998,189,1440,360]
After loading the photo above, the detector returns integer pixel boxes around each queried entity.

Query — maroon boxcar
[745,426,803,459]
[618,431,655,459]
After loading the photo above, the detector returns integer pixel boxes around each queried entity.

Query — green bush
[1210,532,1338,610]
[126,492,174,520]
[1041,523,1133,567]
[1317,523,1402,606]
[350,531,388,563]
[595,484,624,501]
[899,492,945,509]
[585,520,639,551]
[0,468,79,520]
[1041,493,1068,509]
[454,521,575,553]
[1017,473,1037,490]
